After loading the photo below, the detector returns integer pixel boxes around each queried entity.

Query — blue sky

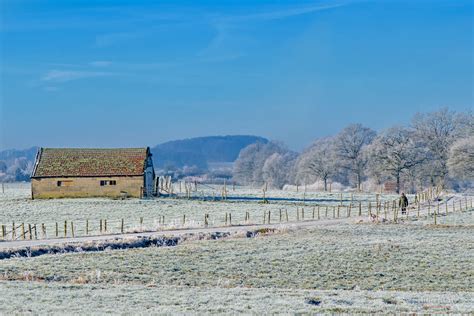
[0,0,472,151]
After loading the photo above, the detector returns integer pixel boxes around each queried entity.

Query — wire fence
[1,194,472,242]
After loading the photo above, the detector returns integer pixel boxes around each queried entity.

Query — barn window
[100,180,117,186]
[57,180,73,187]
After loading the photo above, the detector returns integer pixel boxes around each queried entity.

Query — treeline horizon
[233,107,473,193]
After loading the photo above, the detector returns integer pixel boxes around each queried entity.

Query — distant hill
[151,135,268,170]
[0,147,38,181]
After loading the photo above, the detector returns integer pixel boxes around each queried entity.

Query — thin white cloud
[199,1,349,61]
[222,2,348,23]
[41,70,114,83]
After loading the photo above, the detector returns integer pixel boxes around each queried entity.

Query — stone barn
[31,148,155,199]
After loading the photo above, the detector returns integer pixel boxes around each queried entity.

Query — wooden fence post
[28,224,32,240]
[71,221,75,238]
[229,213,232,225]
[12,222,16,240]
[21,223,25,240]
[104,220,107,232]
[312,207,315,219]
[34,224,37,240]
[55,222,58,237]
[359,202,362,216]
[64,220,67,237]
[100,219,103,233]
[41,223,46,238]
[279,209,282,222]
[285,209,289,222]
[1,225,5,239]
[317,206,320,220]
[121,219,124,233]
[268,211,270,224]
[86,220,89,235]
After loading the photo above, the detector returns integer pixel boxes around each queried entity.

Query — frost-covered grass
[409,208,474,226]
[0,222,472,313]
[0,185,472,313]
[0,282,472,314]
[1,224,472,291]
[0,182,402,236]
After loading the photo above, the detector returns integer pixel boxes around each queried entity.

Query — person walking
[399,192,409,215]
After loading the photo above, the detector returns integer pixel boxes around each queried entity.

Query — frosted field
[0,182,472,313]
[0,182,403,236]
[0,221,473,313]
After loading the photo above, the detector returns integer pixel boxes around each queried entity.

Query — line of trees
[233,108,473,193]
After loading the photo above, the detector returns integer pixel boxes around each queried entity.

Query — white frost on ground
[0,182,408,237]
[0,282,471,314]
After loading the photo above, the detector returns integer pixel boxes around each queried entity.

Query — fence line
[1,195,472,242]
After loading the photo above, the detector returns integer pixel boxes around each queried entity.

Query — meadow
[1,182,402,237]
[0,183,472,313]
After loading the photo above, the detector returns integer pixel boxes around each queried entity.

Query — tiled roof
[32,148,149,178]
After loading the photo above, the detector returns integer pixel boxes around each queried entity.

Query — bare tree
[367,127,427,193]
[296,137,337,191]
[335,124,376,191]
[447,136,474,181]
[411,108,471,186]
[233,141,288,186]
[262,152,298,189]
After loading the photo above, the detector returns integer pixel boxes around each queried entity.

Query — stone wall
[31,176,144,199]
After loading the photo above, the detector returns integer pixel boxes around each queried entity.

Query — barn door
[145,167,154,197]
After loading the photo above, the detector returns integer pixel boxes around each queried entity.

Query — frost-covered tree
[233,141,288,186]
[296,137,337,191]
[0,161,7,173]
[334,124,376,191]
[411,108,471,186]
[262,152,298,189]
[447,136,474,181]
[367,127,427,193]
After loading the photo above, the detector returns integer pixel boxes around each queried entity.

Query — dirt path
[0,217,357,250]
